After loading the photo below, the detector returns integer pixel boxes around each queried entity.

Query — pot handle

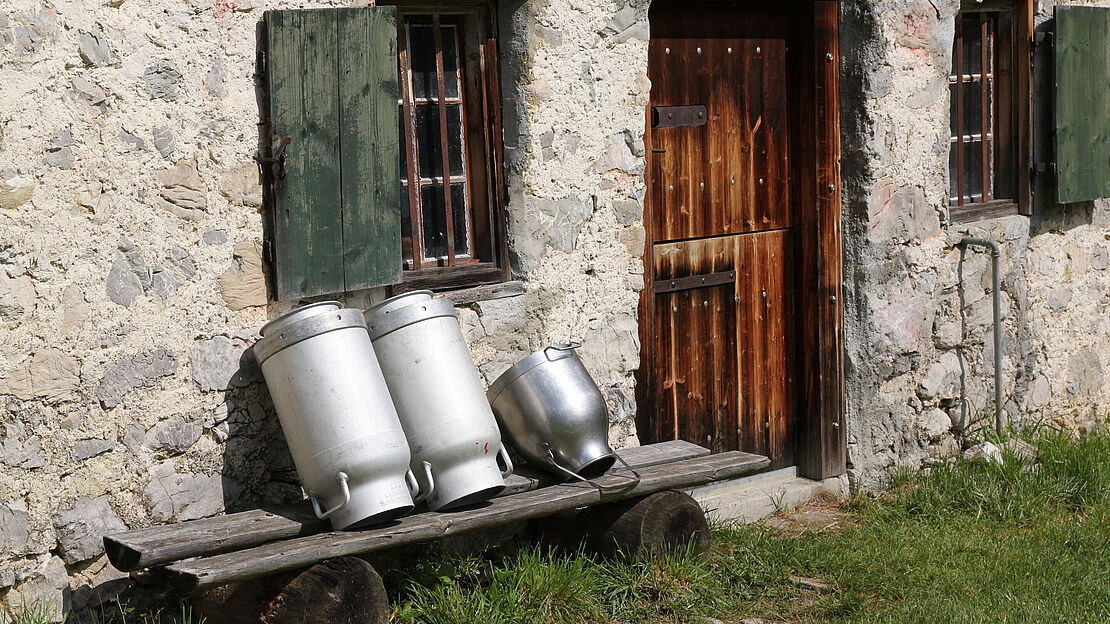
[496,443,514,478]
[543,447,641,494]
[309,471,351,520]
[543,342,581,361]
[406,461,435,504]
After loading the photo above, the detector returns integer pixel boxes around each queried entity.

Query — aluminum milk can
[365,291,513,511]
[254,301,420,530]
[487,343,640,490]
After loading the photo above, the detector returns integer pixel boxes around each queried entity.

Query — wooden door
[638,1,844,476]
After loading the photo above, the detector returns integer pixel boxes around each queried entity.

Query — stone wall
[0,0,647,618]
[840,0,1110,488]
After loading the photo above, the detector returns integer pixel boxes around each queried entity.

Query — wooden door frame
[635,0,845,480]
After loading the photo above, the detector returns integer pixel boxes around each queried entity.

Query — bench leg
[194,556,390,624]
[538,489,712,558]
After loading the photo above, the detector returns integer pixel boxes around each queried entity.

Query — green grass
[392,432,1110,623]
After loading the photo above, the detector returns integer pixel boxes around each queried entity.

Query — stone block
[73,439,116,461]
[77,28,114,66]
[0,170,34,209]
[206,56,226,96]
[145,463,242,522]
[0,348,81,402]
[203,229,228,245]
[918,351,961,400]
[145,416,202,455]
[153,126,175,158]
[0,272,36,323]
[918,408,952,442]
[578,314,639,382]
[4,556,69,622]
[612,198,642,225]
[218,240,267,310]
[594,134,640,174]
[1066,348,1103,398]
[1046,284,1072,311]
[219,163,262,207]
[143,62,183,100]
[0,426,46,469]
[189,335,260,391]
[44,146,74,169]
[53,496,127,564]
[155,159,206,221]
[96,348,178,409]
[0,501,30,555]
[118,130,146,152]
[106,254,143,307]
[60,285,89,334]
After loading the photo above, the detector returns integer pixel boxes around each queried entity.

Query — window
[948,0,1032,222]
[258,5,508,301]
[393,4,509,290]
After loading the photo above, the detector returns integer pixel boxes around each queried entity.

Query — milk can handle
[406,461,435,504]
[543,342,581,361]
[309,471,351,520]
[496,443,514,478]
[543,448,641,494]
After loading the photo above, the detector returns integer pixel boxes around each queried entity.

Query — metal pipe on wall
[959,237,1004,436]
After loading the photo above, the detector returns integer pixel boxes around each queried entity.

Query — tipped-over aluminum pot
[366,291,512,511]
[254,301,420,530]
[487,343,618,481]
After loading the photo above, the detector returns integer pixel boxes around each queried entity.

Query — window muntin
[398,15,477,270]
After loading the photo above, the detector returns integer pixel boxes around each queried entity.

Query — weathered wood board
[160,451,768,593]
[104,440,710,572]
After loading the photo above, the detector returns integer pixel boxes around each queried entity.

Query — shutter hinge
[1033,162,1056,179]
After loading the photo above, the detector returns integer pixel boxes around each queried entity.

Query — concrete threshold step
[683,465,848,524]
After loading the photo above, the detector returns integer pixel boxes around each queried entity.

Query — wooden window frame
[949,0,1033,223]
[388,0,511,293]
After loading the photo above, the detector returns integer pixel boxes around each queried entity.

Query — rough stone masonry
[0,0,1108,619]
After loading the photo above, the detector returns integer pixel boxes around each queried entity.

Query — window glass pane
[447,105,465,177]
[415,106,443,179]
[452,182,470,256]
[407,23,460,101]
[421,184,448,259]
[961,19,981,76]
[441,25,460,100]
[949,83,958,138]
[413,105,466,180]
[963,80,982,138]
[963,140,984,202]
[409,25,436,100]
[401,190,414,265]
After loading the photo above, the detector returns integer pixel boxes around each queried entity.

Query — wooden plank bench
[104,441,769,624]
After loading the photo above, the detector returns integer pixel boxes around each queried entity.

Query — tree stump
[193,556,389,624]
[537,490,711,558]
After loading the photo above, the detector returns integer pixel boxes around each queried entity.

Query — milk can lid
[253,307,368,364]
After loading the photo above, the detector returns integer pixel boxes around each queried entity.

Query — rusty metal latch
[651,105,708,129]
[255,135,291,180]
[654,270,735,294]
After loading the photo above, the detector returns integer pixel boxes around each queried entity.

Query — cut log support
[537,490,711,558]
[193,557,389,624]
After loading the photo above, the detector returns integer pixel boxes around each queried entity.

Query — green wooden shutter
[264,7,401,300]
[1055,6,1110,204]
